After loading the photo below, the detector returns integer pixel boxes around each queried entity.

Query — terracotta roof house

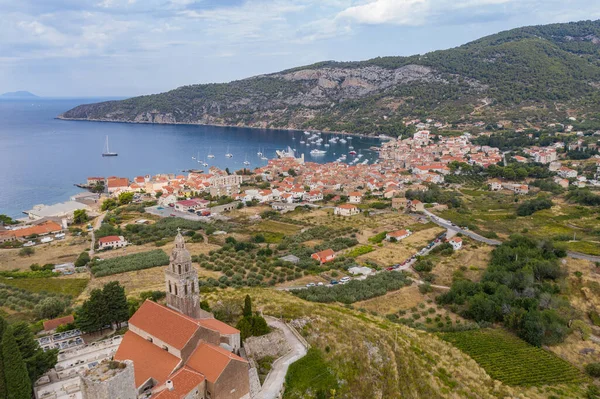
[43,315,75,332]
[348,191,363,204]
[312,248,336,264]
[11,221,63,238]
[113,232,249,399]
[97,235,127,250]
[386,229,412,241]
[448,236,463,250]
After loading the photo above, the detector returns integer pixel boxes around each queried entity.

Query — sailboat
[225,146,233,158]
[102,136,118,157]
[257,148,263,157]
[243,154,250,166]
[207,147,215,159]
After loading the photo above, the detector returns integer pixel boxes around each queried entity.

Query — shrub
[90,250,169,277]
[585,363,600,378]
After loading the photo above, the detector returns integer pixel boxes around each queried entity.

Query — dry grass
[354,285,427,314]
[81,262,222,301]
[0,237,90,271]
[357,226,444,266]
[202,288,586,399]
[432,242,493,286]
[275,274,329,288]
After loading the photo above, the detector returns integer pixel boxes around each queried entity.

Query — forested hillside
[60,20,600,135]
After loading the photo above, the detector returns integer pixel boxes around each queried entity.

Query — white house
[334,204,360,216]
[98,235,128,250]
[386,229,411,241]
[448,236,463,250]
[348,192,363,204]
[303,190,323,202]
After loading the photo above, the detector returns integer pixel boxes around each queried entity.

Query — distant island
[1,91,39,99]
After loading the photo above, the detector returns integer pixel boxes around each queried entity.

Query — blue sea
[0,98,381,218]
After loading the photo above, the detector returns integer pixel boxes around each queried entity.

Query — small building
[386,229,411,241]
[334,203,360,217]
[174,199,208,213]
[488,179,502,191]
[448,236,463,250]
[43,315,75,332]
[98,235,128,250]
[348,266,373,276]
[406,199,425,212]
[348,192,363,204]
[391,197,404,210]
[0,231,17,244]
[311,249,336,264]
[53,262,76,275]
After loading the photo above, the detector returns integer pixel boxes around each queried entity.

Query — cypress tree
[102,282,129,328]
[243,295,252,318]
[2,327,31,399]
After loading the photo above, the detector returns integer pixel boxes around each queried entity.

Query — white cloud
[336,0,518,25]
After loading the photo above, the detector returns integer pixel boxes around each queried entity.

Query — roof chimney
[166,380,174,391]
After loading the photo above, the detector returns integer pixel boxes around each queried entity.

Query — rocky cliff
[60,20,600,135]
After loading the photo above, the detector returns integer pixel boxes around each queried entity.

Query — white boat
[304,131,310,135]
[102,136,118,157]
[257,149,263,157]
[339,139,347,144]
[261,156,268,161]
[243,154,250,165]
[324,144,330,147]
[225,146,233,158]
[310,149,326,155]
[207,147,215,159]
[348,146,354,150]
[299,141,305,144]
[347,136,353,140]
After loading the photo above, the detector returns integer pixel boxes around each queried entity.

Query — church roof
[186,342,247,383]
[129,300,199,351]
[153,367,205,399]
[198,318,240,335]
[114,331,180,387]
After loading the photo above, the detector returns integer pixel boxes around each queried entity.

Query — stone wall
[81,360,137,399]
[244,328,289,359]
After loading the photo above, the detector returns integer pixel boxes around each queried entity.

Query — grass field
[0,276,89,298]
[441,329,586,386]
[354,285,427,314]
[284,348,338,399]
[428,241,493,286]
[0,237,90,271]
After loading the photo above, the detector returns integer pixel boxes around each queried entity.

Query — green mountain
[60,20,600,135]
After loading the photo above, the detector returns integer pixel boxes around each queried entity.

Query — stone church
[107,231,250,399]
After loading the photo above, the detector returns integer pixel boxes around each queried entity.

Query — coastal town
[1,126,600,399]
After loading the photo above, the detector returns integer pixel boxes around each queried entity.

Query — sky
[1,0,600,97]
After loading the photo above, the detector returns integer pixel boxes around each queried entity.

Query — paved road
[567,251,600,263]
[422,209,502,245]
[258,317,307,399]
[423,210,599,262]
[89,211,107,256]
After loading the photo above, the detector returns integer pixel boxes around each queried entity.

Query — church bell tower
[165,229,211,319]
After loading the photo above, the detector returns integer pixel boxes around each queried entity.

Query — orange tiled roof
[129,301,199,350]
[197,318,239,335]
[12,221,62,238]
[153,367,205,399]
[313,248,334,259]
[114,331,180,387]
[43,315,74,331]
[186,342,247,383]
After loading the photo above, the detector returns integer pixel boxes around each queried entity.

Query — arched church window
[178,264,182,274]
[175,285,178,295]
[168,281,172,293]
[184,284,188,295]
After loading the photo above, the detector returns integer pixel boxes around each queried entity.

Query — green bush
[585,362,600,378]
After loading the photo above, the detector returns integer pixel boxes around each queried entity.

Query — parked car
[386,266,394,271]
[330,280,338,285]
[170,213,176,217]
[340,276,351,283]
[317,282,324,286]
[306,283,316,287]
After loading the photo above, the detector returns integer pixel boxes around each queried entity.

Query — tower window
[168,281,172,293]
[178,264,181,274]
[174,285,178,295]
[184,284,188,295]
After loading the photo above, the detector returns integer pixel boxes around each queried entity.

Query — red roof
[153,367,205,399]
[12,221,62,238]
[114,331,180,387]
[337,204,357,209]
[107,177,129,188]
[197,318,239,335]
[129,301,199,350]
[186,342,247,383]
[312,248,335,260]
[43,315,74,331]
[98,235,122,244]
[348,191,363,196]
[388,230,409,238]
